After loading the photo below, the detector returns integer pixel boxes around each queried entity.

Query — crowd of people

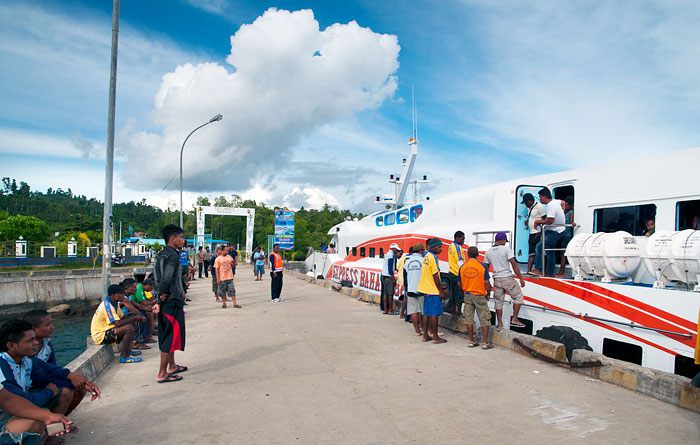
[382,229,527,348]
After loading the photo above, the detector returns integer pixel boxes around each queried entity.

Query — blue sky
[1,0,699,212]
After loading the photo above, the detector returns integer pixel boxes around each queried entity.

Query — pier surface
[70,266,699,444]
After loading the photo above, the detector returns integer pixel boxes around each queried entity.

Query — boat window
[594,204,656,236]
[385,213,395,225]
[379,248,384,258]
[375,216,383,227]
[397,209,409,224]
[410,205,423,222]
[360,247,366,257]
[676,199,700,230]
[602,338,642,366]
[514,185,544,263]
[369,247,376,257]
[346,247,350,256]
[352,247,357,256]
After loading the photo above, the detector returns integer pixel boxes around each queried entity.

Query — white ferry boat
[307,138,700,377]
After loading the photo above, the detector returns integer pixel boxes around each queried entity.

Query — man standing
[418,238,448,344]
[522,193,547,274]
[196,246,204,279]
[215,246,240,309]
[269,244,284,302]
[484,232,526,330]
[532,187,566,277]
[252,247,265,281]
[90,284,145,363]
[228,245,239,277]
[404,243,425,336]
[202,246,211,278]
[381,243,400,315]
[460,246,494,349]
[447,231,466,316]
[153,224,188,384]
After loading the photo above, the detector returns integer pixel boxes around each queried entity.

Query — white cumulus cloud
[119,8,400,195]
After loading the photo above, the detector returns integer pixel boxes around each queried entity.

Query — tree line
[0,178,363,260]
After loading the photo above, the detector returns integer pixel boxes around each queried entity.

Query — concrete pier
[69,266,699,444]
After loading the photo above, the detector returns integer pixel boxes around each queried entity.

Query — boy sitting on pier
[90,284,146,364]
[0,319,100,430]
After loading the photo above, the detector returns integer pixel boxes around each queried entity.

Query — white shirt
[484,245,515,278]
[545,199,566,233]
[528,202,547,234]
[381,250,396,277]
[404,253,424,293]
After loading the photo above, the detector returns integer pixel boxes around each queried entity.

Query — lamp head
[210,114,223,122]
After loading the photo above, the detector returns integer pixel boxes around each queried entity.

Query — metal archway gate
[195,206,255,263]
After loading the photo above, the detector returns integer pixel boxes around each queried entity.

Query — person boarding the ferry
[270,244,285,302]
[531,187,566,277]
[381,243,401,315]
[483,232,526,330]
[419,238,448,344]
[153,224,189,383]
[522,193,546,274]
[460,246,494,349]
[447,231,466,316]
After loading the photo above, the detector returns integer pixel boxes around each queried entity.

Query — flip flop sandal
[433,338,448,344]
[422,337,433,342]
[482,343,494,350]
[170,365,188,374]
[510,322,526,328]
[468,342,479,348]
[157,373,183,383]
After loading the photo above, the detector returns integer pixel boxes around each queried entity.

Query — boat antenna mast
[377,86,428,209]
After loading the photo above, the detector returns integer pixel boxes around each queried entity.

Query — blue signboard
[274,210,295,250]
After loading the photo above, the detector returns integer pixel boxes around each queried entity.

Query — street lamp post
[179,114,223,228]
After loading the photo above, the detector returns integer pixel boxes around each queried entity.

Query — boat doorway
[514,185,543,263]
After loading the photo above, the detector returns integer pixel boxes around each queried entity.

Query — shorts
[423,294,443,316]
[447,273,464,304]
[464,292,490,325]
[100,327,120,345]
[217,279,236,298]
[0,410,41,445]
[254,264,265,275]
[158,299,186,353]
[381,276,396,298]
[406,292,424,315]
[211,273,218,293]
[493,276,524,309]
[528,233,541,257]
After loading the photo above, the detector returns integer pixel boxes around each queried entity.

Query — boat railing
[472,230,513,252]
[540,224,575,276]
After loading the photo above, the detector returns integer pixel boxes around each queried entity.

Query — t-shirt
[228,249,238,274]
[448,242,465,275]
[382,250,396,277]
[545,199,566,233]
[417,252,441,295]
[36,338,56,365]
[396,255,408,287]
[484,245,515,278]
[133,283,148,303]
[253,251,265,266]
[91,299,123,344]
[179,250,189,266]
[404,253,424,293]
[528,201,547,234]
[459,258,490,296]
[203,249,212,261]
[215,255,234,281]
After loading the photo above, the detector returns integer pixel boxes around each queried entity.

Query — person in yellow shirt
[418,238,448,344]
[447,231,466,316]
[90,284,145,363]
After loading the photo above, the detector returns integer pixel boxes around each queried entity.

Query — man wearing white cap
[381,243,401,315]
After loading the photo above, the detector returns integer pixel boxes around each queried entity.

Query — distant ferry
[307,139,700,377]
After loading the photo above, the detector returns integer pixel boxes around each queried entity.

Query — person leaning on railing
[531,187,566,277]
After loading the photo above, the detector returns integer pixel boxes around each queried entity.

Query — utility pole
[101,0,119,299]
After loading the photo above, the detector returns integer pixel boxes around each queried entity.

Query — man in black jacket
[153,224,188,383]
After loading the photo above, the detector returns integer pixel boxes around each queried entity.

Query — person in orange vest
[269,244,284,302]
[459,246,494,349]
